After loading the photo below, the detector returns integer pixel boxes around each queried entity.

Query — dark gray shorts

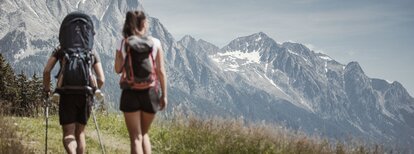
[59,94,92,125]
[120,87,160,113]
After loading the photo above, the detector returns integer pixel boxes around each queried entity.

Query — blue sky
[143,0,414,96]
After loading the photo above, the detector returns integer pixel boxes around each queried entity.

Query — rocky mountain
[1,0,413,151]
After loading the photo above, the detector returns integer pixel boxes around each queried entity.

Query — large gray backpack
[119,36,157,90]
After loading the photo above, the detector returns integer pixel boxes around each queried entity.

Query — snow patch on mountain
[288,49,309,63]
[255,36,262,42]
[25,1,40,18]
[319,55,333,61]
[210,50,261,72]
[76,0,81,8]
[100,5,110,20]
[298,95,314,112]
[13,49,26,60]
[263,74,287,96]
[287,49,299,56]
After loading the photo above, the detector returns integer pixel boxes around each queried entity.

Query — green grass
[150,115,333,154]
[0,111,391,154]
[1,112,130,154]
[0,116,34,154]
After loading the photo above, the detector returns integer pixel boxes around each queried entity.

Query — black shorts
[120,88,160,113]
[59,94,92,125]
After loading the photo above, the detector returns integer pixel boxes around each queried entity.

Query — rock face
[1,0,413,150]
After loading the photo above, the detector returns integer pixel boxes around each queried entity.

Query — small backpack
[119,35,158,90]
[56,12,96,93]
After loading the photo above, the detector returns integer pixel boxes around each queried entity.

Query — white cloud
[304,43,315,51]
[303,43,325,54]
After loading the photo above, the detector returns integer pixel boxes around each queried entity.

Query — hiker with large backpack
[43,12,105,154]
[115,10,168,154]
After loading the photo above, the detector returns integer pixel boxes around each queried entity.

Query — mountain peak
[178,35,197,47]
[252,32,271,40]
[391,81,403,87]
[345,61,364,74]
[222,32,277,53]
[390,81,407,94]
[238,32,273,43]
[180,35,197,42]
[198,39,220,51]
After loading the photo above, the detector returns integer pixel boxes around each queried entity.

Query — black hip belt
[55,86,95,95]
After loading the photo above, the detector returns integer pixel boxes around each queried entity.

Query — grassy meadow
[0,110,392,154]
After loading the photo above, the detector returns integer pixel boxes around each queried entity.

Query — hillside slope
[0,113,393,154]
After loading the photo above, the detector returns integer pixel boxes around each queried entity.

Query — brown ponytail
[122,10,147,38]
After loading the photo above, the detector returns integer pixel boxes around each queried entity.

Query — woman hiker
[114,10,168,154]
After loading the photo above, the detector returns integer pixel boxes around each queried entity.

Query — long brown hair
[122,10,147,38]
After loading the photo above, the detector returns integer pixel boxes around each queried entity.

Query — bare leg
[75,123,87,154]
[124,111,143,154]
[62,123,77,154]
[141,112,155,154]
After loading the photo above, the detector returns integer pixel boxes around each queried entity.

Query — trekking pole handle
[94,89,104,103]
[43,92,50,107]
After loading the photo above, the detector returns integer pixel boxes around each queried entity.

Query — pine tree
[0,53,18,114]
[27,73,36,115]
[3,63,18,101]
[0,53,7,114]
[1,53,54,116]
[0,54,6,99]
[15,71,29,116]
[28,72,44,116]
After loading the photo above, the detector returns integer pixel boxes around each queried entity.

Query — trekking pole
[44,93,50,154]
[92,108,105,154]
[92,90,106,154]
[45,92,59,154]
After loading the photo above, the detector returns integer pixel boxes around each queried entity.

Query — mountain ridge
[1,0,413,150]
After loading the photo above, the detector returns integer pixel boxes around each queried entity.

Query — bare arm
[114,49,123,74]
[93,62,105,88]
[155,46,168,110]
[43,56,57,92]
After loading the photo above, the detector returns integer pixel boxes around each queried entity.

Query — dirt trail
[88,129,129,152]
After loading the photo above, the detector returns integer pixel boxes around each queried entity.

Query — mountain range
[1,0,413,150]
